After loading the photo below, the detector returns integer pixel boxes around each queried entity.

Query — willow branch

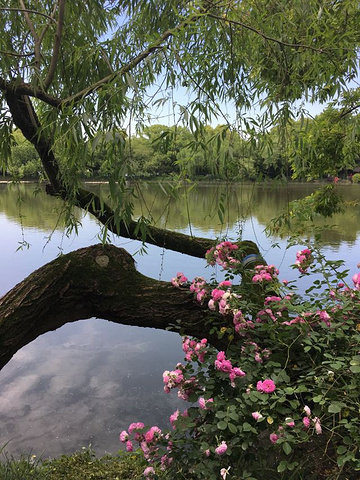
[43,0,65,90]
[60,9,206,107]
[0,77,61,107]
[38,1,59,45]
[0,7,205,109]
[0,7,57,22]
[0,50,35,58]
[207,12,324,53]
[19,0,41,70]
[340,103,360,118]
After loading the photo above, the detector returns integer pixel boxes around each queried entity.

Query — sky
[133,74,360,133]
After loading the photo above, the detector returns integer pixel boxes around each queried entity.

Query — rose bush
[120,243,360,479]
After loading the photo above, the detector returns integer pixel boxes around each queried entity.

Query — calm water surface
[0,182,359,458]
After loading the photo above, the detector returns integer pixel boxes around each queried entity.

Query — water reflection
[1,181,359,243]
[0,320,185,458]
[0,182,359,458]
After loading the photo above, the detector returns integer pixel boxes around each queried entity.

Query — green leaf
[277,460,288,473]
[337,445,347,455]
[283,442,292,455]
[242,422,252,432]
[312,395,323,403]
[228,422,238,434]
[215,411,226,419]
[217,420,228,430]
[228,412,239,421]
[350,355,360,365]
[328,403,343,414]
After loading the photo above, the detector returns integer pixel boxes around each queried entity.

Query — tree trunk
[0,244,227,371]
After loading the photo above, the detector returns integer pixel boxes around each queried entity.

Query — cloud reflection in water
[0,319,185,458]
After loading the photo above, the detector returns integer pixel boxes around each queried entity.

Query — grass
[0,447,153,480]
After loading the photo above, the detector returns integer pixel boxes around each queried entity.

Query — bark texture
[0,244,223,371]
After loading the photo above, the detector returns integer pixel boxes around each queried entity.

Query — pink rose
[252,411,263,421]
[256,379,276,393]
[303,405,311,417]
[211,288,226,301]
[269,433,279,444]
[143,466,155,478]
[199,397,206,409]
[303,417,311,429]
[353,273,360,289]
[208,299,216,310]
[198,397,213,410]
[170,410,179,428]
[128,422,144,434]
[145,426,161,443]
[313,417,322,435]
[318,310,331,326]
[215,441,228,455]
[119,430,128,443]
[285,418,295,427]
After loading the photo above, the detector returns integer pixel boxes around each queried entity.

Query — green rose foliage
[124,244,360,480]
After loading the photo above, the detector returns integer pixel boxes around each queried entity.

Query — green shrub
[122,242,360,479]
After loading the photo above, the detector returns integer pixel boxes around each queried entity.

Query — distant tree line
[3,106,360,181]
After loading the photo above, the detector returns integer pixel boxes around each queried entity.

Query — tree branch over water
[0,244,221,371]
[5,91,261,258]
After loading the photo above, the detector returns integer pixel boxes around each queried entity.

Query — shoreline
[0,178,357,186]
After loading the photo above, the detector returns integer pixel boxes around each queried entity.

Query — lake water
[0,181,359,458]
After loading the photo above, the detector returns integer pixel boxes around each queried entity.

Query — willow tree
[0,0,359,369]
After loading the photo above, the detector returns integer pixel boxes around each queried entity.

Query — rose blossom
[144,426,161,443]
[313,417,322,434]
[128,422,144,434]
[171,272,188,288]
[199,397,214,410]
[285,418,295,427]
[252,411,263,421]
[208,298,216,310]
[160,454,173,470]
[256,379,276,393]
[119,430,128,443]
[143,466,156,478]
[318,310,331,326]
[211,288,226,301]
[215,441,228,455]
[220,467,231,479]
[303,417,311,429]
[125,440,133,452]
[303,405,311,417]
[353,273,360,289]
[269,433,279,444]
[170,409,179,428]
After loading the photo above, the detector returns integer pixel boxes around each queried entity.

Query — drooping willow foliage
[0,0,359,238]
